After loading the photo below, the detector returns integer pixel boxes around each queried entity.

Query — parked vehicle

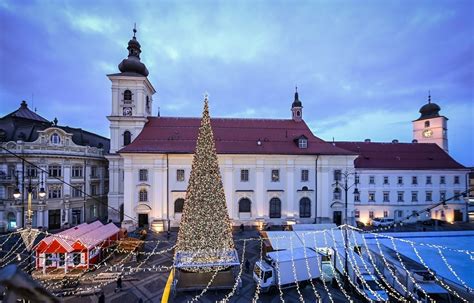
[331,247,389,302]
[368,244,452,303]
[371,218,394,227]
[253,247,321,293]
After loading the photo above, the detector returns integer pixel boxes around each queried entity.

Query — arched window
[139,189,148,202]
[299,198,311,218]
[123,131,131,146]
[175,198,185,213]
[239,198,251,213]
[269,197,281,218]
[146,96,150,112]
[424,120,430,128]
[124,90,132,101]
[333,188,341,200]
[50,133,61,144]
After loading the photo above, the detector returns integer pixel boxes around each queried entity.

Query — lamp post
[334,170,359,288]
[14,170,46,273]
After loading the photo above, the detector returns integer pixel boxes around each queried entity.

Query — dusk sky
[0,0,473,165]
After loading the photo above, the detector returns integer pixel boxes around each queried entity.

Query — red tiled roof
[119,117,354,155]
[334,141,466,170]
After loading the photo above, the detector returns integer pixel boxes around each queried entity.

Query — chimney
[412,139,418,143]
[364,139,371,143]
[392,139,399,143]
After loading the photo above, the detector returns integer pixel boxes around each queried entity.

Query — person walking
[240,223,244,233]
[115,275,122,292]
[245,259,250,273]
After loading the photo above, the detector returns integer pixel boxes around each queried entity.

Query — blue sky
[0,0,473,165]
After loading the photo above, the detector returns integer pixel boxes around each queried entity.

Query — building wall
[119,153,357,230]
[0,128,108,231]
[353,169,468,225]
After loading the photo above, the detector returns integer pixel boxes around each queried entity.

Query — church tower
[291,87,303,122]
[413,93,448,152]
[106,27,156,222]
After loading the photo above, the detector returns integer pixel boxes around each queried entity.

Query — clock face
[123,107,132,116]
[423,129,433,138]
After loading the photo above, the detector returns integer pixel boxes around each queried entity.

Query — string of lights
[251,237,264,303]
[329,227,385,302]
[371,232,411,297]
[353,227,408,302]
[218,239,246,303]
[288,234,306,303]
[187,268,220,303]
[299,232,323,302]
[273,236,287,303]
[346,227,406,301]
[387,236,432,300]
[321,229,355,302]
[436,247,472,292]
[409,241,468,302]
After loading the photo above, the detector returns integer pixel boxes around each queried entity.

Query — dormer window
[50,133,61,144]
[298,137,308,149]
[424,121,430,128]
[124,90,132,103]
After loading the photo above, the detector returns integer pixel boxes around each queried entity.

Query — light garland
[436,247,472,292]
[329,227,384,302]
[218,239,246,302]
[299,232,323,302]
[345,227,406,301]
[409,241,468,302]
[273,237,286,303]
[310,233,334,303]
[187,268,220,303]
[355,228,408,302]
[251,237,264,303]
[388,236,432,300]
[321,229,354,302]
[175,97,235,273]
[288,234,305,303]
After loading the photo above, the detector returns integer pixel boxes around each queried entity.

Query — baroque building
[107,30,468,231]
[0,101,109,231]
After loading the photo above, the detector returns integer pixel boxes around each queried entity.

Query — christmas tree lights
[174,95,235,272]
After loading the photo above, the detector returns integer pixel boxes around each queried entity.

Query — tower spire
[133,22,137,38]
[428,90,431,103]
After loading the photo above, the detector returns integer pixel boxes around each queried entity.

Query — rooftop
[119,116,355,156]
[334,141,465,170]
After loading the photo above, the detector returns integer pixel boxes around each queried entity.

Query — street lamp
[334,170,359,288]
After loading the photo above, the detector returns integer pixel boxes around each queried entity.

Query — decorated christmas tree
[174,95,236,273]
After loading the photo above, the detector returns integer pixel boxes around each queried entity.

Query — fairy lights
[299,232,322,302]
[175,96,235,273]
[288,234,305,303]
[409,242,468,302]
[436,247,472,292]
[329,227,385,302]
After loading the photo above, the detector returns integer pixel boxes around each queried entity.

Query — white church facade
[106,31,469,231]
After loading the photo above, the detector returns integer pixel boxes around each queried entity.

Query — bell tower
[413,93,448,152]
[291,87,303,122]
[107,26,156,153]
[106,26,156,223]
